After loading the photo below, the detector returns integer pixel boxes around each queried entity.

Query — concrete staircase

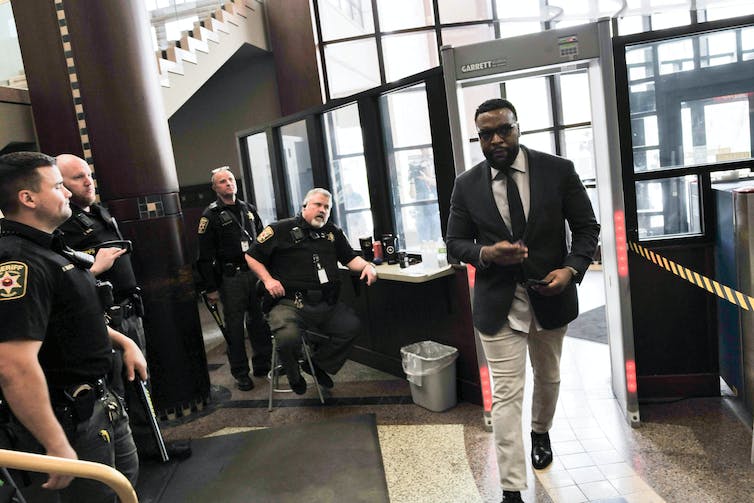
[156,0,268,118]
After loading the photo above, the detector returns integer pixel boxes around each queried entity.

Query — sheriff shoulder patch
[0,261,28,301]
[198,217,210,234]
[257,226,274,243]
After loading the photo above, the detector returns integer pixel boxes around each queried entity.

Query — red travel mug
[372,240,383,264]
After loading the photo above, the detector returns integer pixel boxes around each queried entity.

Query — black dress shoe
[301,363,334,389]
[531,430,553,469]
[252,367,271,377]
[289,376,307,395]
[502,490,524,502]
[235,375,254,391]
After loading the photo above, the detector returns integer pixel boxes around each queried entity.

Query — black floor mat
[567,306,607,344]
[136,413,389,503]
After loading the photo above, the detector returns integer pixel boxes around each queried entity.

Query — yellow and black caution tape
[629,241,754,311]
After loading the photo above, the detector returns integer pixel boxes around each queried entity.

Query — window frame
[236,68,455,251]
[614,13,754,247]
[311,0,754,102]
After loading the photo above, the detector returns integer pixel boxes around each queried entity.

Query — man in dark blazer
[446,99,599,503]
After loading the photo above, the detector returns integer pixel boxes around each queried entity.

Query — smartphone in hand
[523,278,551,288]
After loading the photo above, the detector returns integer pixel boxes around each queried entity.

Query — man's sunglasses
[477,122,518,142]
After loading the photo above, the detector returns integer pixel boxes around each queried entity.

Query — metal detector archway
[441,19,640,426]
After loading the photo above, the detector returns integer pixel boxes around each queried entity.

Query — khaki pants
[479,321,566,491]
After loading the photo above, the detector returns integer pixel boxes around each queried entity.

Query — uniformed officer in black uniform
[245,188,377,395]
[0,152,147,502]
[197,166,272,390]
[55,154,191,462]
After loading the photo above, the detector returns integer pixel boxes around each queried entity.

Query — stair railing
[0,449,137,503]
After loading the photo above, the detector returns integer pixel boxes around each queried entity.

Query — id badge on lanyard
[313,253,329,284]
[241,239,249,252]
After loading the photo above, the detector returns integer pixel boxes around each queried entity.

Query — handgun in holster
[130,287,145,317]
[96,280,115,311]
[256,280,278,314]
[65,384,97,424]
[96,280,124,327]
[107,305,124,328]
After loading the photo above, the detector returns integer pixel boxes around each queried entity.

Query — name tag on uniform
[241,239,249,252]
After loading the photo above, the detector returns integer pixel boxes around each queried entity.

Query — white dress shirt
[488,149,541,333]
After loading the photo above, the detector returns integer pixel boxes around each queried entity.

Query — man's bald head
[56,154,96,209]
[56,154,88,173]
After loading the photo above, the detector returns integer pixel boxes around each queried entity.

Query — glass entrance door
[615,17,754,409]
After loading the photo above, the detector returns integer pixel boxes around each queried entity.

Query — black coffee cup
[359,236,374,261]
[398,251,409,268]
[382,234,398,264]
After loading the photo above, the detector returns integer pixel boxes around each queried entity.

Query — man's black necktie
[498,168,526,241]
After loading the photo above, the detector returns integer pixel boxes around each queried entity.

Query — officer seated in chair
[245,188,377,394]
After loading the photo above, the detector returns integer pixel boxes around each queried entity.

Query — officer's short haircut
[302,188,332,207]
[0,152,56,214]
[210,166,232,184]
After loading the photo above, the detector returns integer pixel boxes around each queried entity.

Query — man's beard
[71,194,95,209]
[311,216,326,229]
[484,144,520,170]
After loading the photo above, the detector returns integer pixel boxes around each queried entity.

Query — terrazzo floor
[155,270,754,503]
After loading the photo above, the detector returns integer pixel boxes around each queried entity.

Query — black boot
[235,374,254,391]
[286,366,307,395]
[301,362,334,389]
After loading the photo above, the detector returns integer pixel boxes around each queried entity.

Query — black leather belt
[117,298,136,318]
[283,290,329,304]
[222,262,249,276]
[284,289,326,304]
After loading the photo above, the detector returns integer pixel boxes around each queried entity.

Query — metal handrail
[0,449,137,503]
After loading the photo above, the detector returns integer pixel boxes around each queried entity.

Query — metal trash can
[401,341,459,412]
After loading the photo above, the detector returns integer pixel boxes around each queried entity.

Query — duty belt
[50,377,109,425]
[109,291,144,323]
[283,289,334,305]
[118,298,137,318]
[49,377,108,405]
[283,289,316,302]
[222,262,249,276]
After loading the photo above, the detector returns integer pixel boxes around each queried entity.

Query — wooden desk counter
[339,264,481,405]
[373,263,454,283]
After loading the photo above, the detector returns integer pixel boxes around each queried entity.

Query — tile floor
[156,269,754,503]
